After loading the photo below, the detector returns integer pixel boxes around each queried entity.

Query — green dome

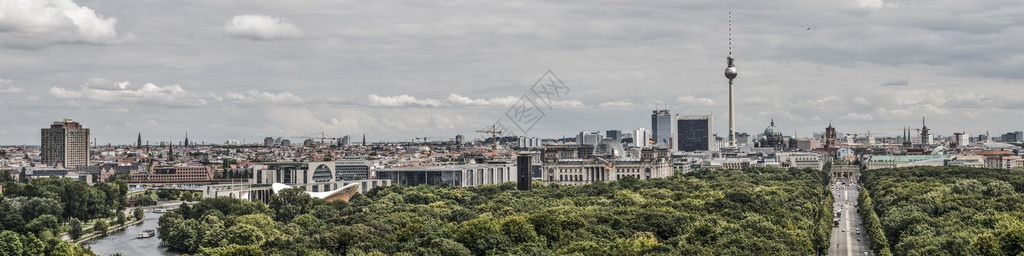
[763,119,782,138]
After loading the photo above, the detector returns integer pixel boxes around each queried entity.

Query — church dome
[763,119,782,138]
[593,138,624,159]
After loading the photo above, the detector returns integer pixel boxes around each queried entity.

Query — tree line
[159,167,834,255]
[860,166,1024,255]
[1,177,130,255]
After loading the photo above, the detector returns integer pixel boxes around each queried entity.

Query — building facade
[541,142,672,185]
[606,130,622,141]
[576,131,602,146]
[375,164,515,187]
[129,166,214,183]
[252,161,389,193]
[41,118,90,168]
[1001,131,1023,143]
[676,115,712,152]
[760,119,785,150]
[518,136,542,148]
[633,128,650,148]
[652,109,671,148]
[335,160,372,180]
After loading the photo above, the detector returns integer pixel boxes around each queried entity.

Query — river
[81,211,181,256]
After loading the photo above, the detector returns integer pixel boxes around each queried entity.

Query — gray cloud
[0,78,24,93]
[882,78,909,86]
[0,0,1022,144]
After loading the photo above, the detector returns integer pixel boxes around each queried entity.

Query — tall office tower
[652,109,671,148]
[340,135,351,146]
[606,130,622,141]
[723,12,739,147]
[41,118,90,168]
[953,132,969,148]
[676,115,713,152]
[633,128,650,148]
[264,137,275,147]
[576,131,602,146]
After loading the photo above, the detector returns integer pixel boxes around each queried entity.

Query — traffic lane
[829,184,869,256]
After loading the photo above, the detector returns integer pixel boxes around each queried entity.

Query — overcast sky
[0,0,1021,145]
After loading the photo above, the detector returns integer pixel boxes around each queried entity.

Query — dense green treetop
[861,166,1024,256]
[160,167,833,255]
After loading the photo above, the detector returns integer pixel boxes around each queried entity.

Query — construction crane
[476,125,502,151]
[415,136,437,146]
[290,132,339,160]
[291,132,339,147]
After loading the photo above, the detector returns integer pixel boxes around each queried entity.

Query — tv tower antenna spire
[729,11,733,58]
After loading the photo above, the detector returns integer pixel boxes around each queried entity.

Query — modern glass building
[375,164,514,187]
[651,110,671,148]
[676,115,713,152]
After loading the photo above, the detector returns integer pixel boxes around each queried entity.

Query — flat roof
[378,164,511,172]
[868,155,952,162]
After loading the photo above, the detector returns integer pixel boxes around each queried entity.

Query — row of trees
[159,167,834,255]
[0,177,126,256]
[860,166,1024,255]
[857,187,892,256]
[2,177,128,221]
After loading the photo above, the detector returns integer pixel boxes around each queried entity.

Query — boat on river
[137,229,156,238]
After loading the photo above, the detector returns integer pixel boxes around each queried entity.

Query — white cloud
[852,97,872,106]
[599,100,634,109]
[446,93,518,106]
[676,95,714,106]
[48,81,208,107]
[0,0,131,48]
[806,95,842,108]
[367,94,445,107]
[839,112,874,121]
[224,14,304,40]
[0,78,24,93]
[226,90,304,105]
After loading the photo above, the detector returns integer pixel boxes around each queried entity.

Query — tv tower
[724,11,739,147]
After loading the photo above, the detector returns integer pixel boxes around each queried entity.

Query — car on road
[842,229,846,232]
[857,237,861,241]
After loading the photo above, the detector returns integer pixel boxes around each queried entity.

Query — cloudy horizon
[0,0,1021,145]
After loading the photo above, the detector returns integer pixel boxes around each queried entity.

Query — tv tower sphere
[725,58,738,79]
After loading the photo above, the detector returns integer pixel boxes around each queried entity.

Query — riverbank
[81,212,180,255]
[72,218,145,244]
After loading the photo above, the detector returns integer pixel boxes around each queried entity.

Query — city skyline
[0,0,1022,145]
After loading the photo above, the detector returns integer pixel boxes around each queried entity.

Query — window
[312,164,332,182]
